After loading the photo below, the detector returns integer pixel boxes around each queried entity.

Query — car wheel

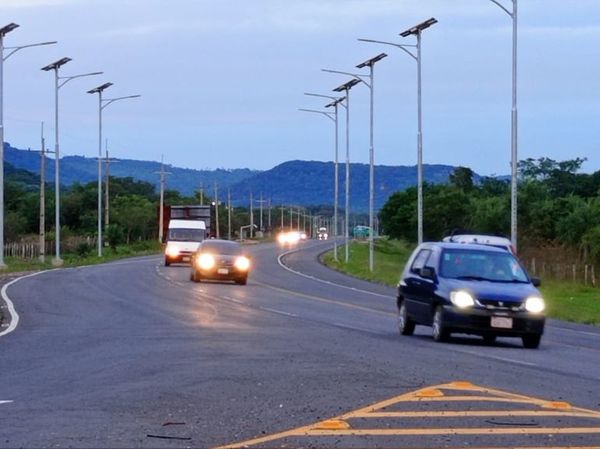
[236,277,247,285]
[432,306,450,342]
[165,258,171,267]
[522,333,542,349]
[397,301,415,336]
[192,271,202,283]
[483,334,497,345]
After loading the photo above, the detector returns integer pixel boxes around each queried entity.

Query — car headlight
[234,256,250,271]
[277,233,288,245]
[197,253,215,270]
[524,296,545,313]
[166,245,180,258]
[450,290,475,308]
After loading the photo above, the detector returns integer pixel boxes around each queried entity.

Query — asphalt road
[1,240,600,448]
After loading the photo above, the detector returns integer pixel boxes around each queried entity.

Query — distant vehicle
[397,242,545,348]
[442,233,516,255]
[160,204,215,242]
[164,220,206,266]
[317,227,328,240]
[190,239,251,285]
[277,231,301,246]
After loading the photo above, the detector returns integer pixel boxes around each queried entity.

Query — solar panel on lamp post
[489,0,518,251]
[42,58,102,265]
[87,83,140,257]
[359,17,437,245]
[0,23,56,269]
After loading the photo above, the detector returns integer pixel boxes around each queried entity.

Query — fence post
[532,258,536,276]
[572,264,576,282]
[593,266,596,287]
[585,265,589,286]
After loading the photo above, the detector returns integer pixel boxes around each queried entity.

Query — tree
[449,166,474,192]
[111,195,156,243]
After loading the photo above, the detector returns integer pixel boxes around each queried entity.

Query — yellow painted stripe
[360,410,598,418]
[305,426,600,436]
[403,395,542,403]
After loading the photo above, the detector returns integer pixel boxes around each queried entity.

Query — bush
[75,241,93,257]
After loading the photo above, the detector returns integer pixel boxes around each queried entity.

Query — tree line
[379,157,600,262]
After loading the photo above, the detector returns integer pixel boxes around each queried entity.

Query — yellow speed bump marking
[312,419,350,430]
[214,381,600,449]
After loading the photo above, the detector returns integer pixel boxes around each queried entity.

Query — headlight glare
[450,290,475,308]
[197,253,215,270]
[234,256,251,271]
[166,245,180,258]
[525,296,545,313]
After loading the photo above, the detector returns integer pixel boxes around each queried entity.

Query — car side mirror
[420,267,435,280]
[531,277,541,287]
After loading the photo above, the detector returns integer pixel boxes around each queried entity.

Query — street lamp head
[400,17,438,37]
[87,82,113,94]
[325,96,345,108]
[333,78,360,92]
[41,57,71,71]
[356,52,388,69]
[0,23,19,36]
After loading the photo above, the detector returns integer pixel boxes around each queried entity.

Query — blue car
[397,242,546,348]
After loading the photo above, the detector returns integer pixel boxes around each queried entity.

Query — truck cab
[164,219,206,266]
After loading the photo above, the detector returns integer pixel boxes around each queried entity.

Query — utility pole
[199,182,204,205]
[156,156,171,243]
[104,141,119,228]
[227,188,232,240]
[268,198,272,232]
[214,182,220,238]
[39,122,46,262]
[280,204,284,230]
[249,192,254,238]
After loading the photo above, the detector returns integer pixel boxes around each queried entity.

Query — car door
[402,249,432,323]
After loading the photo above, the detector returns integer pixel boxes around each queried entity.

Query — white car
[442,234,516,255]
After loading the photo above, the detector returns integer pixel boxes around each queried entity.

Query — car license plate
[182,257,190,262]
[217,268,229,275]
[491,316,513,329]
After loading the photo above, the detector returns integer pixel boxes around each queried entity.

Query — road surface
[1,240,600,448]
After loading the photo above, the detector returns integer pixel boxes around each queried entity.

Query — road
[1,240,600,448]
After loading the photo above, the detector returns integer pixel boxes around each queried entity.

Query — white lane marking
[332,321,388,336]
[0,400,13,405]
[0,270,57,339]
[277,247,395,300]
[260,307,298,318]
[452,348,538,367]
[550,326,600,338]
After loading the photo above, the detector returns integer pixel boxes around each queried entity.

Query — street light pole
[42,58,102,265]
[331,78,360,263]
[356,53,388,272]
[0,23,56,268]
[303,92,346,261]
[155,156,171,243]
[359,17,437,244]
[88,82,140,257]
[490,0,518,249]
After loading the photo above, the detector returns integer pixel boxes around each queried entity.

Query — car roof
[443,234,511,245]
[421,241,509,253]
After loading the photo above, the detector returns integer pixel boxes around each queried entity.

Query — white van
[164,219,206,266]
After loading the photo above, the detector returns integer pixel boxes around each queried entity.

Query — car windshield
[440,249,529,283]
[200,242,242,255]
[168,228,205,242]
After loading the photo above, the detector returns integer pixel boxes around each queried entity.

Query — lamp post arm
[489,0,513,17]
[3,41,57,61]
[321,69,371,89]
[58,71,102,89]
[101,95,141,110]
[305,92,347,110]
[358,38,418,61]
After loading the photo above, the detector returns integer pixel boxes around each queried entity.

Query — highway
[1,240,600,448]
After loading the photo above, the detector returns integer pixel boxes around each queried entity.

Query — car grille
[477,298,522,311]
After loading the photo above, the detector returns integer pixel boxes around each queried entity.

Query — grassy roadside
[0,241,162,325]
[322,239,600,327]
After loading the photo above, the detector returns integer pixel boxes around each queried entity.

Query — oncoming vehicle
[442,234,516,255]
[317,227,328,240]
[277,231,301,246]
[165,220,206,266]
[190,239,251,285]
[397,242,545,348]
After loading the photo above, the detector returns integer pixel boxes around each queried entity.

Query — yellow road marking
[214,381,600,449]
[361,410,595,418]
[305,427,600,436]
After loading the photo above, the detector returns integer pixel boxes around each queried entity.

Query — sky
[2,0,600,176]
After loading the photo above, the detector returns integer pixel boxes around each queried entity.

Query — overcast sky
[2,0,600,175]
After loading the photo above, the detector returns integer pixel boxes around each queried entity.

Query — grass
[323,239,600,327]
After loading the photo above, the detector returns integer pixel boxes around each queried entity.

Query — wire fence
[3,237,97,259]
[525,258,597,286]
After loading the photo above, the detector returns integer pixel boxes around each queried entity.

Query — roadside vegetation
[323,240,600,327]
